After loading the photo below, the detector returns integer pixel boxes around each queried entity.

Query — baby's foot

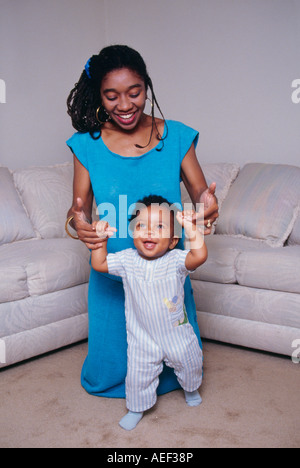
[184,390,202,407]
[119,411,144,431]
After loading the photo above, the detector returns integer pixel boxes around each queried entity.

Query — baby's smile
[133,205,179,260]
[142,239,158,251]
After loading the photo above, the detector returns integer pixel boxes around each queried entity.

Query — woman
[66,45,218,398]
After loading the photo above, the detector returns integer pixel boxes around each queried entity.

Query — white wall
[105,0,300,167]
[0,0,299,169]
[0,0,106,169]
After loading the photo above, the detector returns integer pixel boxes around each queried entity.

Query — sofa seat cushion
[190,235,272,284]
[288,213,300,246]
[0,239,91,303]
[0,167,36,245]
[236,246,300,294]
[0,262,28,303]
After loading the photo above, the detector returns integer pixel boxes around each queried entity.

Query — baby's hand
[176,210,204,239]
[94,221,117,240]
[176,210,196,238]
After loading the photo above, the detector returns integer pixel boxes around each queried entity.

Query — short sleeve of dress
[167,121,199,184]
[175,249,196,276]
[107,251,126,278]
[174,121,199,164]
[66,132,89,170]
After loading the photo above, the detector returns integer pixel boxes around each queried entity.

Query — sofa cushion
[0,261,28,303]
[236,246,300,294]
[215,163,300,247]
[191,234,272,284]
[190,236,238,284]
[13,163,73,239]
[0,167,36,245]
[0,238,91,303]
[288,214,300,246]
[181,163,240,232]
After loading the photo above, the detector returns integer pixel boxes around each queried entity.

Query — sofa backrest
[0,167,36,245]
[2,161,299,246]
[181,162,240,234]
[12,163,74,239]
[215,163,300,247]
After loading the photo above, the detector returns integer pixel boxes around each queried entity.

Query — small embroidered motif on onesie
[163,296,189,327]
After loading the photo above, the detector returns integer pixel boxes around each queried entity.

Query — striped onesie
[107,248,203,413]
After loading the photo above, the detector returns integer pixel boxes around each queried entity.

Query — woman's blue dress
[67,120,202,398]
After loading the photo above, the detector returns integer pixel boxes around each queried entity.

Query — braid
[135,76,168,151]
[67,45,168,147]
[67,69,102,138]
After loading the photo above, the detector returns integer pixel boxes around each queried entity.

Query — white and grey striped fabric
[107,248,203,412]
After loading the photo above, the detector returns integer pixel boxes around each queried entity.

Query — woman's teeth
[119,113,134,119]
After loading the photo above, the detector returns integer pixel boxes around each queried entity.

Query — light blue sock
[184,390,202,407]
[119,411,144,431]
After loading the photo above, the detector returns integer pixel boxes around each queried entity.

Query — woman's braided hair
[67,45,167,148]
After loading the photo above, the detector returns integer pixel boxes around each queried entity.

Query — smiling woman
[65,44,218,402]
[67,45,166,151]
[99,68,162,154]
[101,76,145,123]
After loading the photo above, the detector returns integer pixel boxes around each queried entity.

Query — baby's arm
[176,210,208,271]
[90,221,117,273]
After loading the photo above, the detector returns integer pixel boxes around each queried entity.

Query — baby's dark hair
[67,44,167,149]
[129,195,181,235]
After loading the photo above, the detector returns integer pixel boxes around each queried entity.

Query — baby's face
[133,205,179,260]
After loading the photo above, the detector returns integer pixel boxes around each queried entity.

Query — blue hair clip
[85,58,92,79]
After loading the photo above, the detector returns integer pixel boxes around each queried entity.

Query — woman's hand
[199,183,219,235]
[72,198,106,250]
[180,145,219,236]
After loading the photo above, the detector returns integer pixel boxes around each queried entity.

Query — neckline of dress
[133,248,174,264]
[99,121,167,160]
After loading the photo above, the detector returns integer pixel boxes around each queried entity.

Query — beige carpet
[0,340,299,448]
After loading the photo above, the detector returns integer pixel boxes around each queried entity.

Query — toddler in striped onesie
[91,195,208,431]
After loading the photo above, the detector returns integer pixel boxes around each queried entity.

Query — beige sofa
[0,162,299,368]
[0,164,90,368]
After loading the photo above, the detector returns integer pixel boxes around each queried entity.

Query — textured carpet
[0,340,299,448]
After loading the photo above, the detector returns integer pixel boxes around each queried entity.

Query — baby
[91,195,208,431]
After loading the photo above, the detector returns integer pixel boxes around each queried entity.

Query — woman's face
[100,67,147,130]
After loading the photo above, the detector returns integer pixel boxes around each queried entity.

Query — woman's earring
[96,106,111,125]
[145,97,154,116]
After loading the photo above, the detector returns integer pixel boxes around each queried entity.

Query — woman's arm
[67,156,104,250]
[181,144,208,204]
[181,144,219,233]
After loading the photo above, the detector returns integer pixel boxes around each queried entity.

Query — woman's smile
[114,111,138,126]
[100,68,146,131]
